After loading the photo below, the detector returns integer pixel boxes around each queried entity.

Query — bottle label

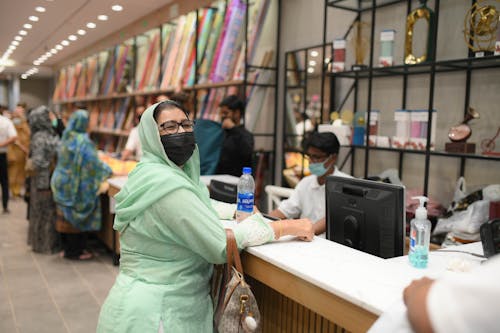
[410,229,416,252]
[237,192,254,213]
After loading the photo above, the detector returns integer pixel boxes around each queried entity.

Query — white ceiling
[0,0,172,79]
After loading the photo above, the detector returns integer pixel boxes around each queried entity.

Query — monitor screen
[326,176,405,259]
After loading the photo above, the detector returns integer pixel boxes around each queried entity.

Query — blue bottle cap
[242,167,252,174]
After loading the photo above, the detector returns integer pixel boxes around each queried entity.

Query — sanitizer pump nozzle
[412,196,429,220]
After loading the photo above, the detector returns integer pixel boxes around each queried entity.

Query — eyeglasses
[158,119,195,134]
[305,153,330,163]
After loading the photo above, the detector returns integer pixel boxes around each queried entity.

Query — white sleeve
[426,256,500,333]
[277,181,304,219]
[7,120,17,138]
[125,127,139,151]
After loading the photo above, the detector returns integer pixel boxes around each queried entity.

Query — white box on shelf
[393,109,410,148]
[318,123,351,146]
[408,109,437,150]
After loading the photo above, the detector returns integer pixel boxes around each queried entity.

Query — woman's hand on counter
[271,219,314,242]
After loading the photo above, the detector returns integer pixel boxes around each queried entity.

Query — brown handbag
[212,229,261,333]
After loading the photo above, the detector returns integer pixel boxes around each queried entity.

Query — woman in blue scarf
[51,109,112,259]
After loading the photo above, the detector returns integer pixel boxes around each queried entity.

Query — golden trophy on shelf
[404,0,436,65]
[445,107,480,154]
[464,0,500,57]
[350,20,370,70]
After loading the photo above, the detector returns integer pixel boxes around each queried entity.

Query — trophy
[445,107,480,153]
[481,126,500,156]
[350,20,369,70]
[404,0,436,65]
[464,0,500,57]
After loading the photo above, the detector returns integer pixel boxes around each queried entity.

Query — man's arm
[0,135,17,148]
[313,217,326,235]
[403,277,435,333]
[268,208,287,219]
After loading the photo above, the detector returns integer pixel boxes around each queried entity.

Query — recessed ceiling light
[14,36,23,41]
[19,30,28,36]
[24,23,33,29]
[55,44,63,50]
[86,22,96,29]
[21,74,28,79]
[68,35,77,41]
[35,6,46,12]
[98,15,108,21]
[111,5,123,11]
[309,60,317,66]
[50,48,57,54]
[12,41,20,46]
[45,52,52,57]
[77,29,86,35]
[61,40,69,46]
[310,51,319,57]
[9,46,16,51]
[29,16,39,22]
[33,60,40,65]
[307,67,314,73]
[324,57,331,64]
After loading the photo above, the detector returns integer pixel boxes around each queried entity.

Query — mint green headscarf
[114,102,215,232]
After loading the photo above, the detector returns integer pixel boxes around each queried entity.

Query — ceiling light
[14,36,23,41]
[61,40,69,46]
[29,16,39,22]
[50,48,57,54]
[86,22,96,29]
[45,52,52,57]
[111,5,123,11]
[77,29,86,35]
[19,30,28,36]
[12,41,20,46]
[310,50,319,57]
[0,66,5,73]
[55,44,63,50]
[309,60,317,66]
[324,57,331,64]
[33,60,40,65]
[98,15,108,21]
[24,23,32,29]
[35,6,46,12]
[307,67,314,73]
[0,58,15,67]
[68,35,77,41]
[8,45,16,50]
[21,74,28,79]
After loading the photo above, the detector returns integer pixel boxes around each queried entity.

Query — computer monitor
[326,176,405,259]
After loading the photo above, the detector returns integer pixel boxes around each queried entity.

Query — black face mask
[160,132,196,166]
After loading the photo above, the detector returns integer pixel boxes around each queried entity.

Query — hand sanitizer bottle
[409,196,431,268]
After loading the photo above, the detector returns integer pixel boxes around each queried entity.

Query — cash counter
[103,176,484,333]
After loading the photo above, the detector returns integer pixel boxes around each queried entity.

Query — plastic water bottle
[409,196,431,268]
[236,167,255,222]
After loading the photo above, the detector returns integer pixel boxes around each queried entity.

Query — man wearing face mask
[215,95,254,177]
[268,132,352,236]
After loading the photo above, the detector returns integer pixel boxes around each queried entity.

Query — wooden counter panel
[242,252,378,333]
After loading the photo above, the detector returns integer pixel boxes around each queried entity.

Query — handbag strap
[225,229,244,275]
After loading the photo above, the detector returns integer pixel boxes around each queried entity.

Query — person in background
[8,103,30,198]
[26,106,61,254]
[170,91,195,120]
[294,109,314,148]
[268,132,351,236]
[51,110,112,260]
[0,109,18,214]
[121,105,146,161]
[96,100,314,332]
[156,94,169,103]
[215,95,254,177]
[48,109,66,137]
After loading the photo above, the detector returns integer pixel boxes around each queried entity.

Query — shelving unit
[52,0,281,181]
[321,0,500,196]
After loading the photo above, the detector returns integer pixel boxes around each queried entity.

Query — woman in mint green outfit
[97,100,314,332]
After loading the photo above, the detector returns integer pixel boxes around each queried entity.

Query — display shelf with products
[53,0,281,176]
[321,0,500,196]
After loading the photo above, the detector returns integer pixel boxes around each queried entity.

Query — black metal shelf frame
[323,0,500,196]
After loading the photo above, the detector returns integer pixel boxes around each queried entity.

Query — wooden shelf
[53,80,246,104]
[91,128,130,137]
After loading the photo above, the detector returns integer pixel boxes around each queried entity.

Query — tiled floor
[0,199,118,333]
